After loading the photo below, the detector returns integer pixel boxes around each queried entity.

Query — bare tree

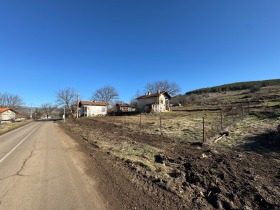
[91,85,119,103]
[41,103,56,118]
[0,92,23,108]
[34,108,43,119]
[135,89,142,98]
[144,80,180,96]
[56,88,77,117]
[130,98,137,108]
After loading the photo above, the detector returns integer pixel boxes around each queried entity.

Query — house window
[160,100,164,104]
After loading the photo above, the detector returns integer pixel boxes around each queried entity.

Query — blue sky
[0,0,279,107]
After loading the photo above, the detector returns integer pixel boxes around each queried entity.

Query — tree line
[186,79,280,95]
[0,80,181,119]
[0,92,23,108]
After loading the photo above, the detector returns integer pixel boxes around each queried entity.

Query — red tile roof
[0,108,12,113]
[79,101,108,106]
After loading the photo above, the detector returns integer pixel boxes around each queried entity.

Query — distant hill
[170,79,280,107]
[185,79,280,95]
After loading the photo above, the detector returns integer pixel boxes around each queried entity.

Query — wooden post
[139,113,142,132]
[159,112,162,135]
[241,104,244,119]
[220,109,223,130]
[231,108,234,124]
[203,117,205,143]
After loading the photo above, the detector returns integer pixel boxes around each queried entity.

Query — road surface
[0,121,106,210]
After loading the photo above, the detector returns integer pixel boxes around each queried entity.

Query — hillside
[185,79,280,95]
[54,79,280,210]
[171,80,280,107]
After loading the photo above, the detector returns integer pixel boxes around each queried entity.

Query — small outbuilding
[116,103,135,112]
[79,101,108,117]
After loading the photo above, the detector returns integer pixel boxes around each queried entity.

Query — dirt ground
[59,116,280,210]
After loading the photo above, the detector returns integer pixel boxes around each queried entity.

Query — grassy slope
[0,120,33,136]
[172,85,280,107]
[185,79,280,94]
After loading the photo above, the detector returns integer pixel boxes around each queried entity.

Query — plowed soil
[59,117,280,210]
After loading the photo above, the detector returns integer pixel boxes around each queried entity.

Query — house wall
[81,105,107,116]
[137,97,158,109]
[117,106,130,112]
[137,94,168,112]
[0,110,16,121]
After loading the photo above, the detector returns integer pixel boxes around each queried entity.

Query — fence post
[231,108,234,124]
[159,112,162,135]
[241,104,244,119]
[220,109,223,130]
[139,113,142,132]
[203,117,205,143]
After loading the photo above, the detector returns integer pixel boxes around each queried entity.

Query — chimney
[157,90,160,95]
[148,92,151,95]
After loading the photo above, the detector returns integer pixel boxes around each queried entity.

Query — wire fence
[94,103,280,143]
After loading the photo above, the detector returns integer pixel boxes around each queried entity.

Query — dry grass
[212,116,280,149]
[78,128,173,179]
[95,101,280,149]
[0,120,33,136]
[65,86,280,180]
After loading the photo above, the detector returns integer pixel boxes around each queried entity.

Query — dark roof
[116,103,130,107]
[137,91,171,100]
[79,101,108,107]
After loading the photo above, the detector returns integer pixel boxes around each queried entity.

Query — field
[59,86,280,209]
[61,99,280,209]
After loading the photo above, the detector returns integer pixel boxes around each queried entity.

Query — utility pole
[30,103,33,119]
[61,99,66,122]
[76,92,79,118]
[63,100,66,122]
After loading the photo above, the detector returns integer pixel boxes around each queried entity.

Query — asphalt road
[0,121,105,210]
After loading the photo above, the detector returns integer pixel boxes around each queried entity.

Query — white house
[0,108,16,122]
[79,101,108,117]
[136,90,171,112]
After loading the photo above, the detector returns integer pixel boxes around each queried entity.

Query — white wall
[82,105,107,116]
[137,94,167,111]
[0,110,16,121]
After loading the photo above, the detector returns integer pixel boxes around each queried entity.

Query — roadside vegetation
[0,120,33,136]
